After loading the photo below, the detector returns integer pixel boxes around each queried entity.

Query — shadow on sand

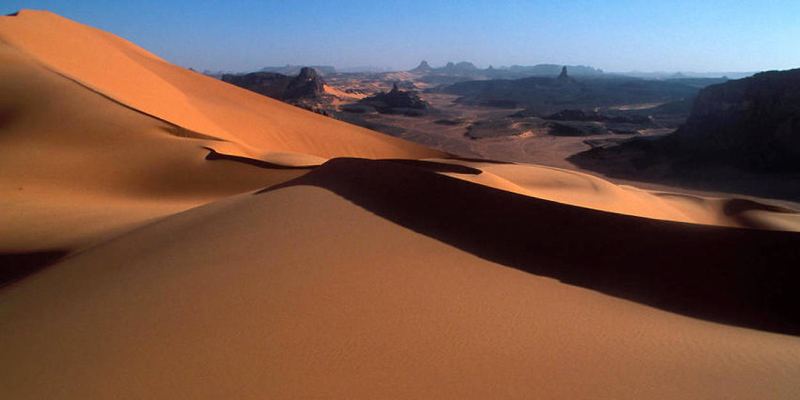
[0,250,69,288]
[258,158,800,335]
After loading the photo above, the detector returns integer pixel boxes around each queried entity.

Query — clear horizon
[3,0,799,74]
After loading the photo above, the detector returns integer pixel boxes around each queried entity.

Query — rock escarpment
[673,68,800,170]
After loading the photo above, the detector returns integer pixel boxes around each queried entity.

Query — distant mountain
[440,61,480,75]
[490,64,604,78]
[407,60,604,83]
[438,68,724,114]
[259,64,336,76]
[409,60,433,74]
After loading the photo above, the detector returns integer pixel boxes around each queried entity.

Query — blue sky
[3,0,799,73]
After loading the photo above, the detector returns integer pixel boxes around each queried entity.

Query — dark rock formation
[672,68,800,170]
[557,66,577,85]
[221,67,325,101]
[558,66,569,80]
[566,68,800,198]
[221,67,329,114]
[283,67,325,99]
[352,83,430,116]
[221,71,292,99]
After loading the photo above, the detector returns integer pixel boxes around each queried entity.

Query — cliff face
[674,68,800,170]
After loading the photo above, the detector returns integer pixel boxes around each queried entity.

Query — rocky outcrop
[673,68,800,170]
[284,67,325,99]
[221,67,329,115]
[558,66,570,81]
[221,71,292,99]
[349,83,430,116]
[222,67,325,101]
[557,66,578,84]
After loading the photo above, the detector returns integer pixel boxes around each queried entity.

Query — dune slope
[0,10,445,162]
[0,38,306,257]
[0,9,444,262]
[2,166,799,399]
[1,9,800,400]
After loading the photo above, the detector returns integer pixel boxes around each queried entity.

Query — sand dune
[435,159,800,230]
[0,37,306,255]
[1,10,799,399]
[0,10,444,162]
